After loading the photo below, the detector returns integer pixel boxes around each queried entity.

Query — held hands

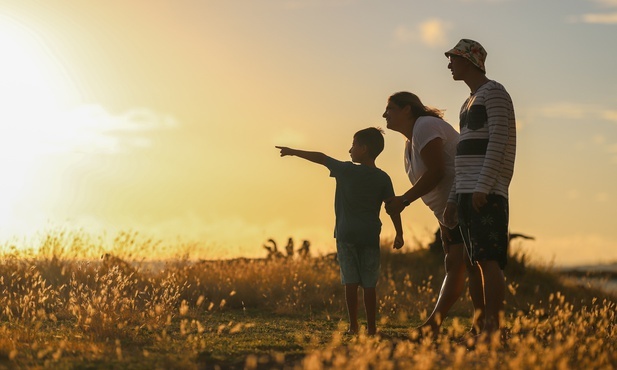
[441,225,454,243]
[442,192,488,228]
[384,196,406,215]
[393,234,404,250]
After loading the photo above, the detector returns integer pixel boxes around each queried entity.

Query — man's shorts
[336,240,380,288]
[457,193,509,269]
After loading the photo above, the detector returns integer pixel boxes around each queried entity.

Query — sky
[0,0,615,266]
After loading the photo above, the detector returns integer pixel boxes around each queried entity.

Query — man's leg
[466,258,485,333]
[478,260,505,335]
[363,287,377,335]
[345,283,359,333]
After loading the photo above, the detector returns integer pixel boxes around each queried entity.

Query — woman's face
[382,100,408,131]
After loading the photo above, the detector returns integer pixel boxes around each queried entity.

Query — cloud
[419,19,451,47]
[281,0,357,9]
[52,105,179,154]
[592,135,606,144]
[580,12,617,23]
[0,104,179,158]
[457,0,511,3]
[393,25,417,45]
[594,192,610,202]
[566,189,580,200]
[568,1,617,24]
[392,18,452,48]
[589,0,617,7]
[600,109,617,122]
[608,143,617,164]
[538,102,617,123]
[538,102,589,119]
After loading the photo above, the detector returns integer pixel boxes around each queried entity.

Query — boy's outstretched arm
[275,146,328,165]
[390,212,404,250]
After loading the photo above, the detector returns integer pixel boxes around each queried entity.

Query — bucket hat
[445,39,487,73]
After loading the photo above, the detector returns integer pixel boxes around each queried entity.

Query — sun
[0,15,81,235]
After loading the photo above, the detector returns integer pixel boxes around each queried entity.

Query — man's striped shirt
[449,80,516,201]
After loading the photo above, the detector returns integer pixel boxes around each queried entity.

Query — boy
[276,127,404,335]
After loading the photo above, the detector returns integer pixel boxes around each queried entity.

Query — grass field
[0,230,615,369]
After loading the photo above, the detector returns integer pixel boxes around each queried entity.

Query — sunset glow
[0,1,615,265]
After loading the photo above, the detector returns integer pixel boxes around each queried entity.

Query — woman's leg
[420,243,467,335]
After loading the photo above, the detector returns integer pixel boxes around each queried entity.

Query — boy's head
[352,127,385,160]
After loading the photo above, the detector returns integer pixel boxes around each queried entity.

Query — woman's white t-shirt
[404,116,459,225]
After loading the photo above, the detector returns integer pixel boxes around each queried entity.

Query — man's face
[447,54,469,81]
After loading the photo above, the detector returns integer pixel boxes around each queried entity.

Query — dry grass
[0,230,614,369]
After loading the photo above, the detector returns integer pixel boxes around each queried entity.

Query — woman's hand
[443,202,458,229]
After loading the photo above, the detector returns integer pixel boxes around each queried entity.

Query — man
[443,39,516,339]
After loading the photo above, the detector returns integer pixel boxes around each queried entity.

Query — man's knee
[478,259,501,272]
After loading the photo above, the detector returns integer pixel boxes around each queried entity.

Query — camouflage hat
[445,39,487,73]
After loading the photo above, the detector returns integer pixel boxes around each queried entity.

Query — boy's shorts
[336,240,380,288]
[457,193,509,270]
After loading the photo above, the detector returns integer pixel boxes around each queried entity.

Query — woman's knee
[444,245,466,273]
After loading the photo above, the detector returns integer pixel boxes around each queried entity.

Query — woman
[383,91,483,337]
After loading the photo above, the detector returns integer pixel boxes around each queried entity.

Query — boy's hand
[275,146,294,156]
[384,196,406,215]
[393,234,404,250]
[443,202,458,229]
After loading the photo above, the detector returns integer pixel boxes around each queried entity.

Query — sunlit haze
[0,1,616,266]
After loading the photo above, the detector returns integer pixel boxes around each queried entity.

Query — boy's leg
[345,283,360,333]
[362,287,377,335]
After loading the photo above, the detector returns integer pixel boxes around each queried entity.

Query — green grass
[0,230,615,369]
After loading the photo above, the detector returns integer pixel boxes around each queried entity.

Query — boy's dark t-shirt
[325,157,395,246]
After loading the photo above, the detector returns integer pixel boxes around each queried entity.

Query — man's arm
[385,138,445,215]
[472,87,513,211]
[475,88,511,194]
[275,146,328,166]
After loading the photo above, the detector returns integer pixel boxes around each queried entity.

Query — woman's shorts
[457,193,509,269]
[336,240,380,288]
[440,223,465,249]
